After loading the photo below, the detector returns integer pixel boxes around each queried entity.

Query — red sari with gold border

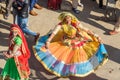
[1,24,30,80]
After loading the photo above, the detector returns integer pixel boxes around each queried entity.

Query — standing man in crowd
[12,0,40,42]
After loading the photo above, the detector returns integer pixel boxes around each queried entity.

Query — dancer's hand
[94,34,103,43]
[87,30,94,35]
[97,37,103,43]
[3,51,10,58]
[3,52,14,58]
[45,41,50,49]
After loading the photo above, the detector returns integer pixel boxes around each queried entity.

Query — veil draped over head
[10,24,30,59]
[58,12,79,22]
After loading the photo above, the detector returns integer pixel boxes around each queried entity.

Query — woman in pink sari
[47,0,62,10]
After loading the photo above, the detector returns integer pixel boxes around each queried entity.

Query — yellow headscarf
[58,12,78,23]
[58,12,79,37]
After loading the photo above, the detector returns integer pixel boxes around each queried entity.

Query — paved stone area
[0,0,120,80]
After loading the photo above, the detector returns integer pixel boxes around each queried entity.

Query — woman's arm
[12,44,21,56]
[46,25,61,48]
[78,22,102,42]
[78,22,94,35]
[5,36,22,58]
[3,44,21,58]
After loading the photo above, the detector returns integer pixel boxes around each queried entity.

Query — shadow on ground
[0,20,10,46]
[105,44,120,64]
[76,0,111,33]
[26,36,53,79]
[69,74,108,80]
[38,0,116,35]
[0,20,10,30]
[0,51,5,60]
[1,0,117,34]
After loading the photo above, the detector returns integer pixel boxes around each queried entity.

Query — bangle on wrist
[47,39,51,42]
[46,41,50,43]
[47,39,50,42]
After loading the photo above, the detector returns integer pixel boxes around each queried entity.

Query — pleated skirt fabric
[33,34,108,77]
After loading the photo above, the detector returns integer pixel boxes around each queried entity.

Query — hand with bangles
[3,51,14,58]
[98,37,103,43]
[87,30,103,43]
[87,30,94,36]
[45,33,55,49]
[94,34,103,43]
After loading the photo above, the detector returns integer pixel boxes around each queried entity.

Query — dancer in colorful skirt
[0,24,31,80]
[33,12,108,77]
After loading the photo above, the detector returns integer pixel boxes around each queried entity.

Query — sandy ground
[0,0,120,80]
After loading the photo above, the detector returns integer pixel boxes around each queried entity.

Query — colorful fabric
[58,12,78,22]
[1,58,20,80]
[33,13,108,77]
[10,24,30,58]
[62,24,77,37]
[33,35,108,77]
[1,24,31,80]
[14,36,22,46]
